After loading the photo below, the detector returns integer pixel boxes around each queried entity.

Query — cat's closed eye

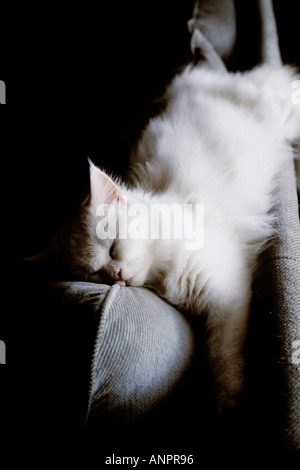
[88,269,108,283]
[109,241,116,259]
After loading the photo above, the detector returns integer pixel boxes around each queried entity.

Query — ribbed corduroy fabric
[85,285,195,424]
[250,153,300,450]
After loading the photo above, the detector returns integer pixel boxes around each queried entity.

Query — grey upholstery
[85,284,194,424]
[44,280,195,426]
[249,152,300,450]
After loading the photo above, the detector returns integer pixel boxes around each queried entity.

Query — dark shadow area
[5,0,300,463]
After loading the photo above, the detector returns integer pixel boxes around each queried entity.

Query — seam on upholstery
[85,284,121,424]
[258,255,299,271]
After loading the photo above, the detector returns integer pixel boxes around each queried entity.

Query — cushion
[45,281,195,426]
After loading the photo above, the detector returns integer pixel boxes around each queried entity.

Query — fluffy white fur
[64,62,300,412]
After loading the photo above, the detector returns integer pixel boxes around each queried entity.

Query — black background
[1,0,300,462]
[5,0,300,258]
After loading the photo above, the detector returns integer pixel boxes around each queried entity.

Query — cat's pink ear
[88,158,122,209]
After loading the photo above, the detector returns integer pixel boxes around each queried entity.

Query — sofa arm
[249,151,300,450]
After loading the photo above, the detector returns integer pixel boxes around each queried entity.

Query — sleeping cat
[48,0,300,412]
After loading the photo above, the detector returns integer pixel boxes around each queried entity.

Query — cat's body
[50,1,300,412]
[129,63,300,304]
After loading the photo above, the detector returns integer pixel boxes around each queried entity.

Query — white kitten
[62,61,300,412]
[55,2,300,412]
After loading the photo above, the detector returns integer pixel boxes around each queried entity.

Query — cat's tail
[258,0,282,66]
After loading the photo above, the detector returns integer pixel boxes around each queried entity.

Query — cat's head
[60,160,157,286]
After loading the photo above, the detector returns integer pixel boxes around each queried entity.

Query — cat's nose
[112,268,123,281]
